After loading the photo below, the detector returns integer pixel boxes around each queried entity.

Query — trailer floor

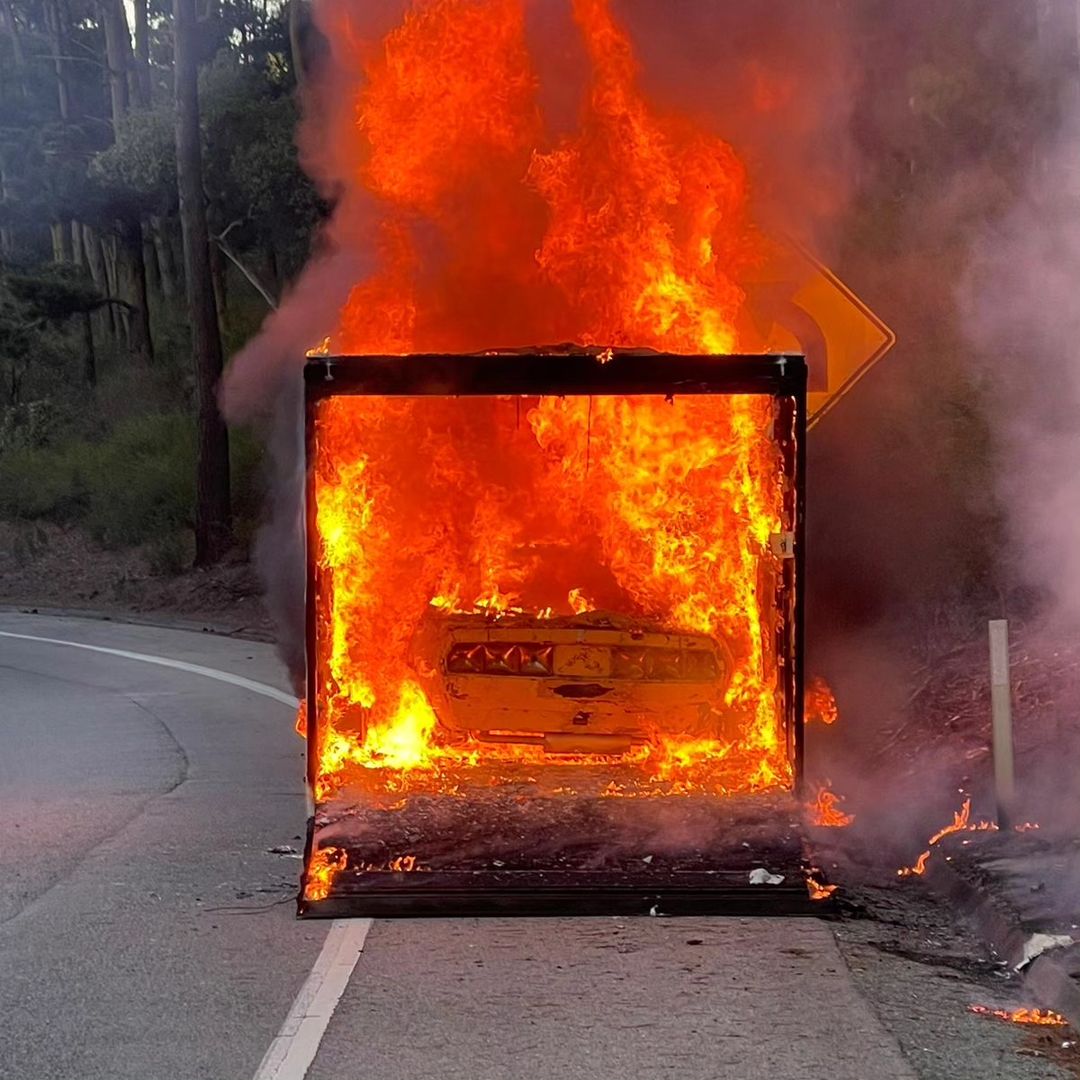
[303,787,819,916]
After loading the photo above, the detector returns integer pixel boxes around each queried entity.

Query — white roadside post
[988,619,1016,829]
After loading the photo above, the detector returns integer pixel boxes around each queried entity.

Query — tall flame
[306,0,793,805]
[323,0,759,357]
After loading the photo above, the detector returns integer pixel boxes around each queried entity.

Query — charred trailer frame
[299,352,808,918]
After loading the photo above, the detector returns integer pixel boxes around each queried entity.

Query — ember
[358,855,426,873]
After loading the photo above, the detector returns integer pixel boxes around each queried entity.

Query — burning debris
[968,1005,1069,1027]
[807,785,855,828]
[303,846,347,903]
[897,797,997,878]
[805,874,838,901]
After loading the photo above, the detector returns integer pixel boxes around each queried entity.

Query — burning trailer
[298,348,809,916]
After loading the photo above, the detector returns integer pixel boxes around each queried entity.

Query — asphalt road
[0,611,1070,1080]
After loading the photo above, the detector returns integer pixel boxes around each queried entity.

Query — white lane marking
[0,629,298,706]
[254,919,373,1080]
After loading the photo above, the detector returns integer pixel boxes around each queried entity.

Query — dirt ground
[0,521,274,638]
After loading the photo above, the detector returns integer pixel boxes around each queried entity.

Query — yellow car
[413,612,734,755]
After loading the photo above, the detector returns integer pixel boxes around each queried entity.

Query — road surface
[0,611,1069,1080]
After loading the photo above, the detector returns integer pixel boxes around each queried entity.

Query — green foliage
[0,274,87,406]
[0,3,111,236]
[0,409,264,557]
[84,413,198,544]
[0,413,195,545]
[90,107,178,215]
[6,266,103,320]
[199,57,322,271]
[0,442,86,520]
[0,285,36,361]
[86,52,322,275]
[229,423,265,547]
[146,531,194,576]
[0,0,293,569]
[0,399,60,450]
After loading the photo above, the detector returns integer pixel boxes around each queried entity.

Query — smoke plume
[960,120,1080,629]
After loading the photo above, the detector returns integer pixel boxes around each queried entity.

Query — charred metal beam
[304,352,807,399]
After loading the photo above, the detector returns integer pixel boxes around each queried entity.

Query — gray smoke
[222,249,368,686]
[960,119,1080,629]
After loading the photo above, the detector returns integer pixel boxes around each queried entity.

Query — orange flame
[304,0,797,806]
[806,874,838,901]
[806,676,838,725]
[968,1005,1068,1026]
[357,854,426,873]
[321,0,760,357]
[303,846,347,902]
[808,786,854,828]
[898,798,999,877]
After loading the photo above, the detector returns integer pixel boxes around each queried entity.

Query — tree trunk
[82,311,96,385]
[50,221,68,262]
[82,225,104,288]
[209,233,228,333]
[132,0,151,108]
[143,216,160,294]
[175,0,232,564]
[171,227,185,291]
[288,0,308,91]
[71,218,84,265]
[150,215,178,300]
[98,0,131,129]
[0,0,26,99]
[43,0,71,121]
[119,216,153,362]
[0,152,14,259]
[103,233,128,341]
[83,224,114,338]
